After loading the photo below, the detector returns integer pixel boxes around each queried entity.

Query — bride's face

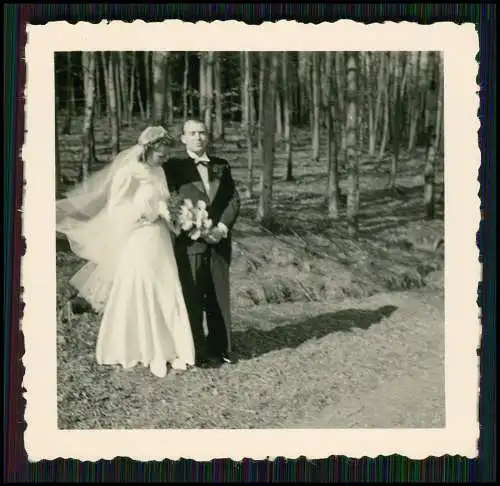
[146,141,169,166]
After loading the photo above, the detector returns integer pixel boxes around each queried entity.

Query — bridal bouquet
[160,194,213,240]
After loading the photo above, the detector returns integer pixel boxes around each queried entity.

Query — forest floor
[56,117,445,429]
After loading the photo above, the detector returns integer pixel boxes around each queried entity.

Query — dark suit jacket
[162,154,241,261]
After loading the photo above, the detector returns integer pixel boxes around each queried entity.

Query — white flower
[183,199,194,210]
[189,228,201,240]
[196,200,207,211]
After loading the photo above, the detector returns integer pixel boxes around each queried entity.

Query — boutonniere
[211,163,226,179]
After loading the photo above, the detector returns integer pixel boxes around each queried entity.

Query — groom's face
[181,121,208,155]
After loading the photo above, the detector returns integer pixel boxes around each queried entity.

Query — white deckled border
[21,19,480,462]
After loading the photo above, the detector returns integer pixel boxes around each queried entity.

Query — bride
[56,126,195,378]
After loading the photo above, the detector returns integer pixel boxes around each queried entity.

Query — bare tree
[364,52,376,156]
[311,52,321,161]
[165,55,174,126]
[407,51,421,154]
[128,51,136,124]
[424,52,442,220]
[378,52,390,161]
[151,51,168,125]
[335,51,347,158]
[105,52,120,158]
[323,51,340,220]
[55,94,62,197]
[62,52,75,134]
[388,51,405,189]
[199,52,207,119]
[345,51,360,237]
[118,52,129,126]
[282,51,293,181]
[214,53,224,140]
[243,51,254,195]
[257,52,265,152]
[256,52,279,224]
[145,52,152,120]
[81,51,97,181]
[136,52,146,120]
[183,52,189,119]
[372,52,386,157]
[204,51,215,139]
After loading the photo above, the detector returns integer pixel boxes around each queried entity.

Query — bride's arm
[108,165,159,224]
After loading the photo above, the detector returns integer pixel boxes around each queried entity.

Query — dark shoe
[195,355,212,368]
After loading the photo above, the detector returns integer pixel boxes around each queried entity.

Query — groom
[163,119,241,367]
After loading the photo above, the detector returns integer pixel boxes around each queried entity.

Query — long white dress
[70,159,195,377]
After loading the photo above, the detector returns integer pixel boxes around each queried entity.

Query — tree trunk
[244,51,254,195]
[204,51,215,139]
[407,51,421,153]
[136,53,146,120]
[345,51,360,237]
[128,51,136,123]
[199,52,207,119]
[365,53,376,156]
[335,51,347,157]
[323,51,340,220]
[373,52,385,156]
[378,54,390,161]
[256,52,278,225]
[106,52,120,158]
[282,51,293,181]
[424,53,442,220]
[214,53,224,140]
[145,52,152,120]
[118,52,128,126]
[183,52,189,119]
[62,52,75,134]
[297,52,310,126]
[100,52,111,127]
[152,51,168,125]
[388,52,403,189]
[114,54,122,128]
[81,52,97,181]
[275,93,283,141]
[311,52,321,162]
[258,52,265,153]
[240,52,247,129]
[55,94,61,197]
[165,55,174,126]
[94,57,101,119]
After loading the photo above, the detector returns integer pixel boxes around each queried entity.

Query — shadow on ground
[232,305,398,360]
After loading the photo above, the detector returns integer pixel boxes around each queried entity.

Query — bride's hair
[136,125,176,163]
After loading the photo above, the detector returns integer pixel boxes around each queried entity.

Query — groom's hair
[182,118,206,135]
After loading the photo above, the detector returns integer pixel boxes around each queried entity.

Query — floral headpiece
[138,126,176,149]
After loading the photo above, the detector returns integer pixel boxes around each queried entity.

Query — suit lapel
[208,165,221,202]
[183,157,209,198]
[183,155,223,203]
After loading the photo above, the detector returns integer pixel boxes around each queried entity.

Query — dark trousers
[181,250,229,360]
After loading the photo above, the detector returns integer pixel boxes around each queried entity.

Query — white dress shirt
[187,150,211,194]
[187,150,228,238]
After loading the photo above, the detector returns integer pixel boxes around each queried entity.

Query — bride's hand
[157,201,170,220]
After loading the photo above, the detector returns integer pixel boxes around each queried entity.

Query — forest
[55,50,444,235]
[55,51,445,430]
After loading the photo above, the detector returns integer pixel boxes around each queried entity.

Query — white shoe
[171,359,187,371]
[150,360,167,378]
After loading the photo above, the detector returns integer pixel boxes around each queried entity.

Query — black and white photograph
[22,20,479,461]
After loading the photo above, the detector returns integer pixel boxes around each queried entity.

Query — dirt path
[57,287,444,429]
[272,289,445,428]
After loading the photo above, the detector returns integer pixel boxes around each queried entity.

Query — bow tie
[194,159,209,167]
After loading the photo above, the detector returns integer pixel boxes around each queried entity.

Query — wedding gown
[60,156,195,377]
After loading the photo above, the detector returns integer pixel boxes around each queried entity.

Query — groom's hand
[205,223,228,244]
